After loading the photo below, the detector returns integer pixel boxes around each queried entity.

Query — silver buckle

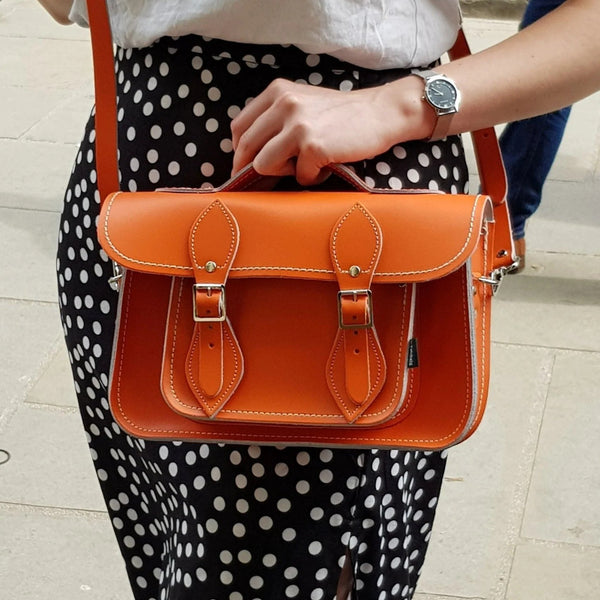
[192,284,226,322]
[478,266,510,296]
[108,262,123,292]
[337,289,373,329]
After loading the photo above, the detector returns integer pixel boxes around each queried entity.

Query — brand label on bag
[407,338,419,369]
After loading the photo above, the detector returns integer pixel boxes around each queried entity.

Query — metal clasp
[337,289,373,329]
[192,284,227,322]
[108,262,123,292]
[478,266,510,296]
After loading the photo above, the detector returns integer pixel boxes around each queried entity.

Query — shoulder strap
[85,0,514,270]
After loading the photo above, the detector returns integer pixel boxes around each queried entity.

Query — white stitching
[102,194,483,277]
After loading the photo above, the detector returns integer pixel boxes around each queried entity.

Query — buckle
[108,261,123,292]
[192,284,226,322]
[337,289,373,329]
[478,267,509,296]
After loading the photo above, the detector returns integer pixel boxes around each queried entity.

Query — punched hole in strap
[337,289,373,329]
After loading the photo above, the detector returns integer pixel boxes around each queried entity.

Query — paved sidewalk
[1,2,599,599]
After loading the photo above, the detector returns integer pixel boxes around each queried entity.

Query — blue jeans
[498,0,571,240]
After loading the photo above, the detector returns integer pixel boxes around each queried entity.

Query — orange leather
[100,182,496,448]
[87,0,512,449]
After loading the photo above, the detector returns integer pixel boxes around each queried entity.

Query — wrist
[376,75,438,144]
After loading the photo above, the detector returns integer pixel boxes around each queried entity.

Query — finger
[295,149,331,187]
[231,79,292,149]
[251,133,299,177]
[231,109,286,175]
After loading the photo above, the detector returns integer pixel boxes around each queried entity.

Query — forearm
[37,0,73,25]
[386,0,600,138]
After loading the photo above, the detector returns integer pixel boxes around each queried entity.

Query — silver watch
[412,70,461,141]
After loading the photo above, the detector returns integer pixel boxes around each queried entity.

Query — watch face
[426,78,458,111]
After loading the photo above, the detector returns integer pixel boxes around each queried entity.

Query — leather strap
[186,200,244,414]
[327,204,386,422]
[86,1,513,270]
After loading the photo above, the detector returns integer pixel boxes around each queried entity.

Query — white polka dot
[263,553,277,567]
[418,153,431,167]
[173,121,185,136]
[376,161,391,175]
[393,145,407,160]
[208,86,221,101]
[308,72,323,85]
[219,570,233,585]
[407,169,420,183]
[178,84,190,98]
[308,541,322,555]
[227,105,241,119]
[254,487,268,502]
[277,498,291,512]
[238,549,252,563]
[201,162,214,177]
[220,138,233,153]
[296,452,310,466]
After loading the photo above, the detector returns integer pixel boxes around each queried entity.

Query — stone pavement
[1,2,599,599]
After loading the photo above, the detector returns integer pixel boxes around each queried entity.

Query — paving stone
[526,180,600,256]
[0,207,62,301]
[0,507,132,600]
[0,36,93,90]
[506,541,600,600]
[23,93,93,145]
[493,289,600,352]
[0,404,105,511]
[0,140,76,211]
[415,595,484,600]
[0,0,90,41]
[521,351,600,546]
[417,344,553,598]
[0,85,72,140]
[0,299,62,417]
[26,342,77,409]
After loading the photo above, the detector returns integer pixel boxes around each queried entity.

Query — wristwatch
[412,70,461,141]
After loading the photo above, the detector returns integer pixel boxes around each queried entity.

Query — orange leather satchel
[88,1,514,450]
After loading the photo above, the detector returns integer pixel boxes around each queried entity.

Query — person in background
[500,0,570,272]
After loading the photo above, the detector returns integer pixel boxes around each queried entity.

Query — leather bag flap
[98,190,494,283]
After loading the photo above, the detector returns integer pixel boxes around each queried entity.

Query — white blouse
[70,0,462,70]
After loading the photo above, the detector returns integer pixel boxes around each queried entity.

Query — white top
[70,1,461,70]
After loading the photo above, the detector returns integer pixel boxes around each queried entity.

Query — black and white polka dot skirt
[57,36,468,600]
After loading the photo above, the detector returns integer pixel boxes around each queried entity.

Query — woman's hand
[230,77,433,186]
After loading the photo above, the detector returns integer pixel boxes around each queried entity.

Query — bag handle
[86,0,514,270]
